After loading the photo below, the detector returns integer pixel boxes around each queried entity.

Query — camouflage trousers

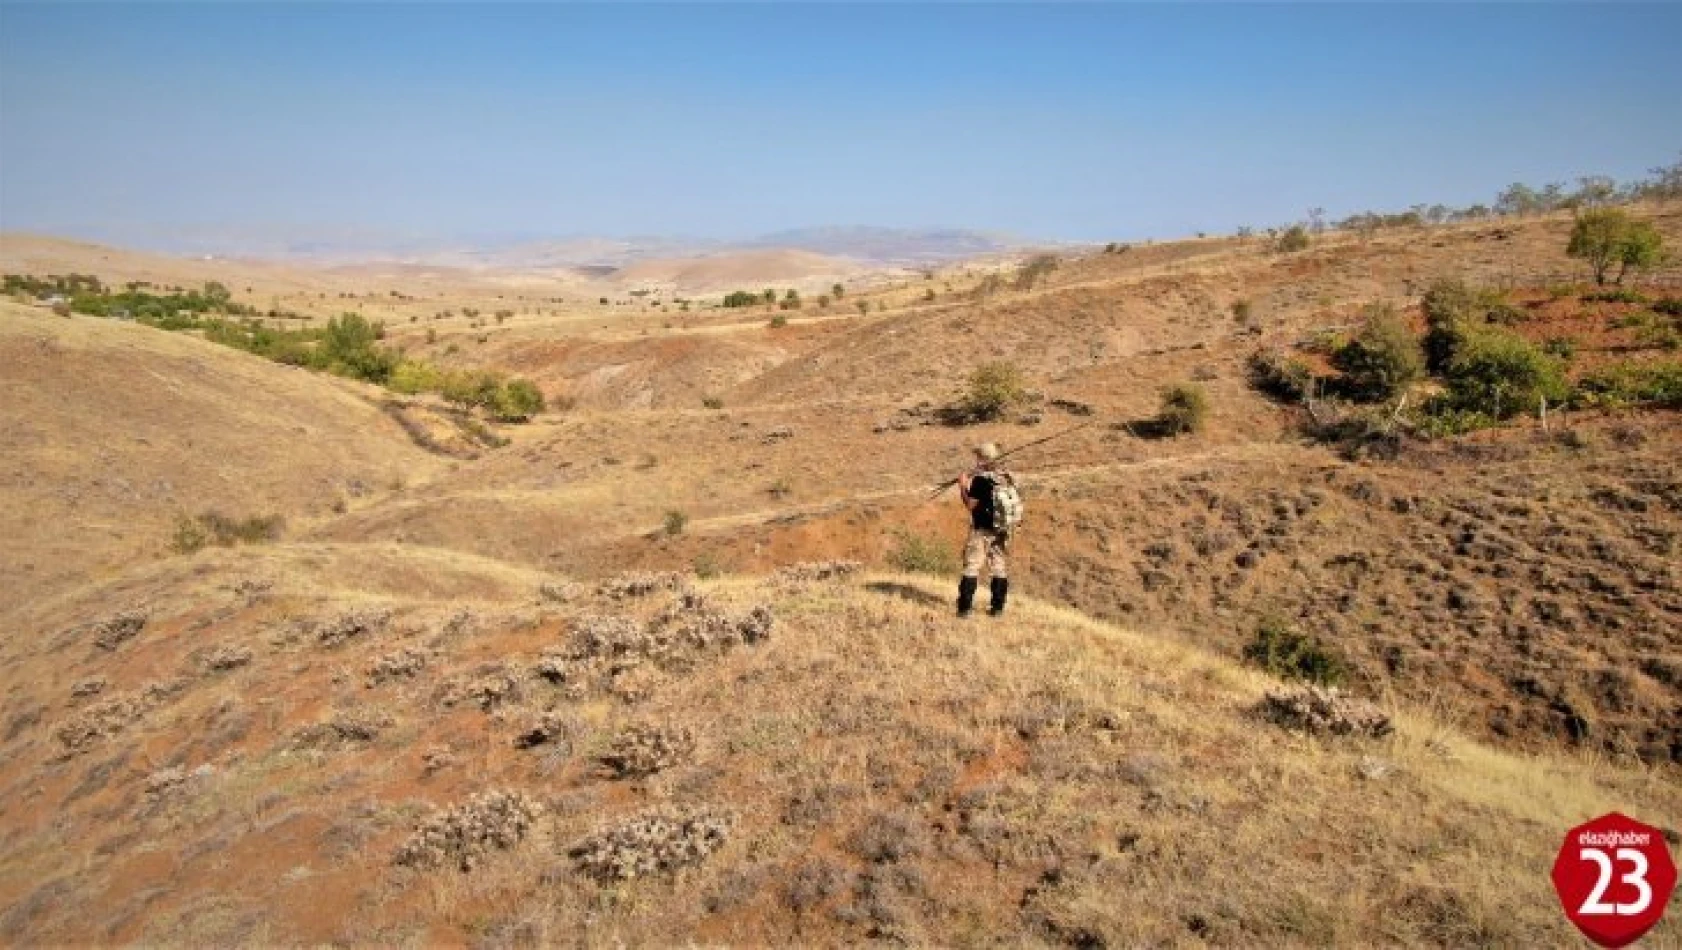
[962,528,1009,579]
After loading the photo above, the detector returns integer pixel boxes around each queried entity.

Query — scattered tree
[1568,208,1666,285]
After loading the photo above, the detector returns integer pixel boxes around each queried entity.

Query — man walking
[956,442,1015,617]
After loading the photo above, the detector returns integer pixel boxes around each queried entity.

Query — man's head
[973,442,1000,468]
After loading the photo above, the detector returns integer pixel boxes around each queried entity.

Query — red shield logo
[1551,812,1677,948]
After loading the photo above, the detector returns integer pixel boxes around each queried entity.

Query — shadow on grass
[864,581,949,609]
[1114,418,1180,440]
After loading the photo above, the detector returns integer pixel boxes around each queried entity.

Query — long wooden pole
[926,420,1095,501]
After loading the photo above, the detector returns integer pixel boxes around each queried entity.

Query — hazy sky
[2,2,1679,249]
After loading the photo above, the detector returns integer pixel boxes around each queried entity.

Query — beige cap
[974,442,1000,461]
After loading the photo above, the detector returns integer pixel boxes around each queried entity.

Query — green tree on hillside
[1568,209,1667,285]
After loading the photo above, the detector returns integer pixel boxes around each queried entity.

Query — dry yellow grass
[0,561,1674,945]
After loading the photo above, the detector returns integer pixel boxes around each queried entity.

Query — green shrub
[1247,349,1313,402]
[1243,617,1346,686]
[389,360,443,395]
[1441,328,1569,419]
[663,510,688,536]
[768,314,789,328]
[1156,382,1209,435]
[942,362,1025,424]
[1652,297,1682,317]
[1275,225,1311,252]
[1575,362,1682,410]
[1541,337,1577,362]
[1330,304,1424,401]
[1582,289,1649,305]
[1415,405,1499,438]
[1231,299,1253,322]
[1420,279,1515,373]
[886,528,958,575]
[492,378,546,422]
[702,395,724,410]
[1636,324,1682,351]
[692,551,723,579]
[440,369,505,412]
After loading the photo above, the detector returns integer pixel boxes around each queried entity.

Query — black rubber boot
[988,577,1009,616]
[956,576,978,617]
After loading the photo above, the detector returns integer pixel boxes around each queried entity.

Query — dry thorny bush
[293,707,395,748]
[1260,684,1393,737]
[200,644,253,672]
[533,596,773,700]
[366,646,432,686]
[597,570,688,600]
[313,606,394,648]
[54,680,185,754]
[598,723,696,778]
[393,789,544,872]
[90,610,147,650]
[772,560,863,585]
[569,805,733,882]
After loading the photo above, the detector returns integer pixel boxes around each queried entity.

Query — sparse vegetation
[1330,304,1424,401]
[1243,617,1347,686]
[1247,349,1313,402]
[940,361,1025,424]
[1274,225,1310,252]
[171,512,284,553]
[1013,254,1058,290]
[662,510,688,536]
[1155,382,1209,435]
[885,528,958,575]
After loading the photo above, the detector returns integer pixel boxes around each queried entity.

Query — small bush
[1541,337,1577,362]
[1247,350,1314,402]
[1014,254,1059,290]
[1275,225,1310,253]
[1440,328,1569,419]
[941,362,1025,424]
[662,510,688,536]
[1582,288,1649,305]
[1331,304,1424,401]
[886,528,958,575]
[492,379,545,422]
[1156,382,1209,435]
[692,552,724,579]
[1652,297,1682,317]
[172,512,284,553]
[768,314,789,328]
[1575,362,1682,410]
[1231,299,1253,322]
[1243,617,1346,686]
[701,395,724,410]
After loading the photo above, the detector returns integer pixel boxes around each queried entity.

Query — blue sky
[1,2,1679,249]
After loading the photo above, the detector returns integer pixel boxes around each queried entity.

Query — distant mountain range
[54,225,1049,269]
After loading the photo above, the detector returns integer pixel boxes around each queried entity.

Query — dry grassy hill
[0,304,450,600]
[3,207,1680,945]
[2,555,1677,946]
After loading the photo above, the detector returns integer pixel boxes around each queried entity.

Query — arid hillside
[2,206,1680,945]
[0,304,449,599]
[2,557,1677,946]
